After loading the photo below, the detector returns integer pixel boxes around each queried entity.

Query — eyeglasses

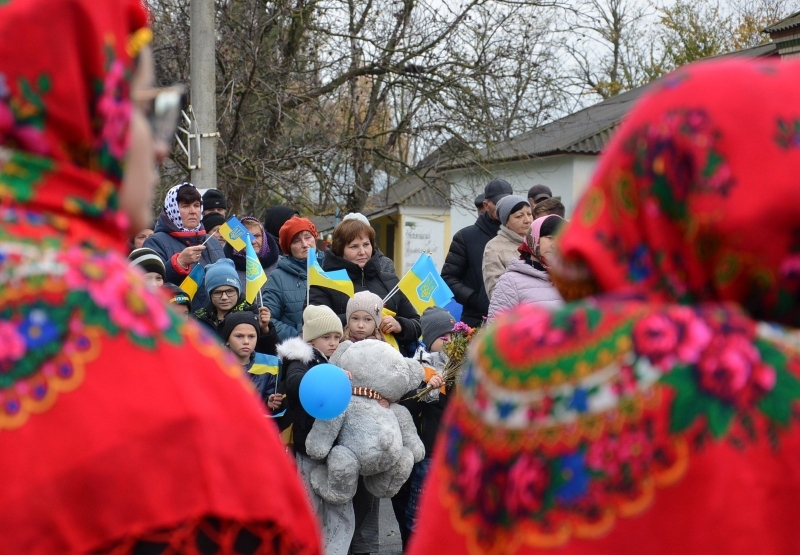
[211,288,238,299]
[132,85,186,146]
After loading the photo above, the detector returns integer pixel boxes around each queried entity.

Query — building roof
[764,10,800,34]
[441,42,777,170]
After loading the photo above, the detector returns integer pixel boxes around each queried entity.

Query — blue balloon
[299,363,352,420]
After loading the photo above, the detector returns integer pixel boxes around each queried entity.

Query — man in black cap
[202,189,228,217]
[527,184,552,208]
[474,193,486,217]
[441,178,513,327]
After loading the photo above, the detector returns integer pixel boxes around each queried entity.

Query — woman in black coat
[308,219,421,354]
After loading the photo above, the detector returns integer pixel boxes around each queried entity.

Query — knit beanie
[263,205,300,241]
[202,188,227,210]
[128,248,166,279]
[346,291,383,324]
[221,311,260,343]
[496,195,530,226]
[421,306,456,350]
[303,305,343,341]
[164,283,191,309]
[202,212,226,233]
[279,216,318,256]
[204,258,241,296]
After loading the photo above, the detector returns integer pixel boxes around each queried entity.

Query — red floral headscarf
[0,0,149,238]
[0,3,322,554]
[410,59,800,555]
[551,60,800,326]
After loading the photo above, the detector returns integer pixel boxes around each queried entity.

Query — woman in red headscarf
[0,1,320,553]
[409,58,800,554]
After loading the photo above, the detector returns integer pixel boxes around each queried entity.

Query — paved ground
[378,498,403,554]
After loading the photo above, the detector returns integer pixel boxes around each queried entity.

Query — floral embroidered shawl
[0,1,320,553]
[409,59,800,555]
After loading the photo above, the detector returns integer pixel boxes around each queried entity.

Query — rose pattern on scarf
[0,237,187,429]
[95,58,130,165]
[629,108,734,223]
[438,299,800,551]
[0,72,50,157]
[632,307,712,371]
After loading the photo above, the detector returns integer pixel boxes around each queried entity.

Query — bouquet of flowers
[412,321,477,400]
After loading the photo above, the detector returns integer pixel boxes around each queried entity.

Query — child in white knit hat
[277,304,353,554]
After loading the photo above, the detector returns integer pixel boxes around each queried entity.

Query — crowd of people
[118,148,569,555]
[4,1,800,555]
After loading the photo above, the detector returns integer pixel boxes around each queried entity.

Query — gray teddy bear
[305,339,426,505]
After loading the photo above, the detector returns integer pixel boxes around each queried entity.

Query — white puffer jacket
[487,258,563,322]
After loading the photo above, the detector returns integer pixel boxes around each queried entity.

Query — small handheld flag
[248,353,280,376]
[397,253,453,314]
[381,307,401,352]
[218,216,250,252]
[245,239,267,304]
[307,248,355,297]
[248,353,286,417]
[179,262,205,301]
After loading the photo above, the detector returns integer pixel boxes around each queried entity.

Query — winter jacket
[223,235,280,299]
[193,298,280,355]
[278,337,329,457]
[441,211,501,327]
[308,250,421,353]
[487,258,564,322]
[143,213,225,311]
[374,247,397,276]
[482,225,525,300]
[263,255,308,341]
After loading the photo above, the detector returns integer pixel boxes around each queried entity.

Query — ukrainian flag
[249,353,286,418]
[307,248,355,297]
[245,239,267,303]
[218,216,249,252]
[381,307,400,352]
[397,253,453,315]
[249,352,280,376]
[179,262,205,301]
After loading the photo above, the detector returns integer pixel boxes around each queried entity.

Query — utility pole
[189,0,217,190]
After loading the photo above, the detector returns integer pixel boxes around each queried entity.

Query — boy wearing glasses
[193,259,279,354]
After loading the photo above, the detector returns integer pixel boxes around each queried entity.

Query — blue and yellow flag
[218,216,249,252]
[397,253,453,315]
[179,262,205,301]
[248,352,280,376]
[245,238,267,303]
[307,248,355,297]
[381,307,401,352]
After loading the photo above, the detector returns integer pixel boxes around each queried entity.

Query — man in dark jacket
[441,178,512,327]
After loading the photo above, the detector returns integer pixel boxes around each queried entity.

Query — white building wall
[443,153,600,237]
[571,155,600,213]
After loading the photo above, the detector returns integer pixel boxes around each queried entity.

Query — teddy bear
[305,339,426,505]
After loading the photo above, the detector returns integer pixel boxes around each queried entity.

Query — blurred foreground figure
[0,1,320,553]
[410,58,800,555]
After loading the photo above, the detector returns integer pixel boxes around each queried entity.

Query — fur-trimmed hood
[276,336,318,364]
